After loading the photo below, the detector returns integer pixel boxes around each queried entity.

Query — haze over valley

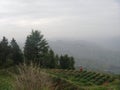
[0,0,120,74]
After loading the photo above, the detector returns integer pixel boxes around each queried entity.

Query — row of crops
[48,69,115,86]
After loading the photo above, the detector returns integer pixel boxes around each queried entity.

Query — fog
[0,0,120,51]
[0,0,120,73]
[0,0,120,42]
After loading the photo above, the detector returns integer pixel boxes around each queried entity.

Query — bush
[12,63,52,90]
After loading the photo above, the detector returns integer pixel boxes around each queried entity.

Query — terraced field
[0,69,120,90]
[47,69,120,90]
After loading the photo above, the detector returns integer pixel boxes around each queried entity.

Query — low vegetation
[0,70,13,90]
[47,69,120,90]
[0,30,120,90]
[0,65,120,90]
[12,63,52,90]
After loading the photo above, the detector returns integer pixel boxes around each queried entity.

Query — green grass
[0,70,13,90]
[0,68,120,90]
[48,69,120,90]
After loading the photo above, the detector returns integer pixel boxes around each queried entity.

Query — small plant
[12,63,52,90]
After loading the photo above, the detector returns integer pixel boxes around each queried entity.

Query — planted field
[48,69,114,85]
[0,68,120,90]
[47,69,120,90]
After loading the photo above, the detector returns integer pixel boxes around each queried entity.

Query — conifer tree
[10,38,23,65]
[59,54,75,69]
[46,49,56,68]
[69,56,75,69]
[24,30,49,66]
[55,54,60,68]
[0,37,10,65]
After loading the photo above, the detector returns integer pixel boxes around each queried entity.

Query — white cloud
[0,0,120,41]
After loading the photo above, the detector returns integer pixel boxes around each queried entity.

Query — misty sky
[0,0,120,42]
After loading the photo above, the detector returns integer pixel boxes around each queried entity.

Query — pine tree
[47,49,56,68]
[69,57,75,69]
[60,55,67,69]
[24,30,49,66]
[59,54,75,69]
[10,38,23,65]
[0,43,2,65]
[0,37,10,65]
[55,54,60,68]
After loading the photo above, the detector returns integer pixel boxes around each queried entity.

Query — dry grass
[12,63,52,90]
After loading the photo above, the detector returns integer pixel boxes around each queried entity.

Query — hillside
[47,69,120,90]
[94,36,120,52]
[0,68,120,90]
[49,40,120,74]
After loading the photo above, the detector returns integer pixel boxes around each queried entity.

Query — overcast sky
[0,0,120,42]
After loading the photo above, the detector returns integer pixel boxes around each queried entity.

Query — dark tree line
[0,37,23,68]
[0,30,75,69]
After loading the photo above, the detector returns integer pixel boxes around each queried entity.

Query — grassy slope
[47,69,120,90]
[0,70,13,90]
[0,69,120,90]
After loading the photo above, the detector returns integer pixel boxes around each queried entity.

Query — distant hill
[49,40,120,74]
[95,36,120,52]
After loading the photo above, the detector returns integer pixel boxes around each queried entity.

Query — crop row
[48,69,115,86]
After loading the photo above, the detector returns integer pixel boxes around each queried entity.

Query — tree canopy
[0,30,75,69]
[24,30,49,66]
[10,38,23,65]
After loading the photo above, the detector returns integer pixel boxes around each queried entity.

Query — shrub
[12,63,52,90]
